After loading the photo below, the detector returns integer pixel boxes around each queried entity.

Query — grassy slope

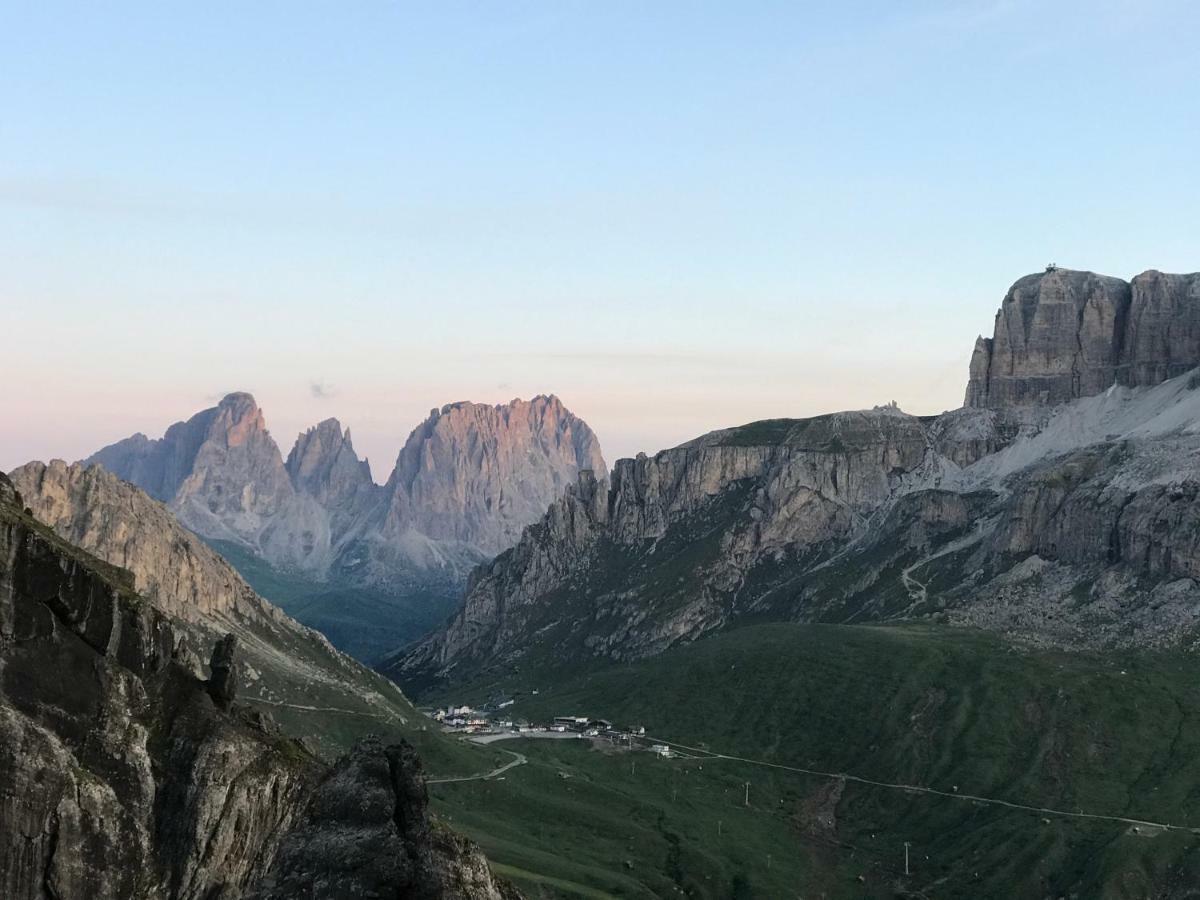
[425,624,1200,898]
[189,540,496,775]
[206,538,458,664]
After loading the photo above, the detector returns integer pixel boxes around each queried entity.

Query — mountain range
[391,267,1200,691]
[79,393,605,660]
[8,264,1200,897]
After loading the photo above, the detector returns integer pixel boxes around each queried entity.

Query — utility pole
[744,781,750,807]
[903,841,911,876]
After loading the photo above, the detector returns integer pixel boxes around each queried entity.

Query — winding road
[427,749,528,785]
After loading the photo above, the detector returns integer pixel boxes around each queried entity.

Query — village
[425,703,675,758]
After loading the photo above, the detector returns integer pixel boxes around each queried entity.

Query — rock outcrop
[0,472,518,899]
[207,633,239,707]
[0,472,319,899]
[8,458,425,760]
[252,738,519,900]
[967,268,1200,410]
[85,393,328,573]
[11,459,262,622]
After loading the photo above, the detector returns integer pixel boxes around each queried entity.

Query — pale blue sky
[3,1,1198,476]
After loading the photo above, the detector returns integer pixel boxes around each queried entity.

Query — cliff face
[85,393,329,573]
[11,459,261,623]
[0,472,518,900]
[392,407,934,682]
[8,459,426,761]
[284,418,375,522]
[967,268,1200,409]
[252,738,519,900]
[1123,270,1200,387]
[0,472,319,900]
[378,395,607,556]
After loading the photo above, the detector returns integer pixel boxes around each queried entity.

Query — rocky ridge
[83,394,605,592]
[8,458,422,759]
[392,268,1200,691]
[0,471,516,899]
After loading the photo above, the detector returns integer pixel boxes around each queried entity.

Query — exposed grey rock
[207,633,239,707]
[967,268,1200,410]
[1123,270,1200,387]
[83,392,330,573]
[393,328,1200,690]
[8,458,425,760]
[284,418,375,534]
[11,459,267,623]
[383,396,606,551]
[0,474,519,899]
[252,738,519,900]
[393,406,933,681]
[77,393,606,598]
[0,473,319,900]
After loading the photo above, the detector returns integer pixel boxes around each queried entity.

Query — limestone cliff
[85,393,329,573]
[966,268,1200,409]
[8,459,424,760]
[0,471,318,899]
[251,738,519,900]
[363,395,607,582]
[284,418,375,524]
[0,472,518,899]
[391,406,934,683]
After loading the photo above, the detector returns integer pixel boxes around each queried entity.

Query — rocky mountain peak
[76,392,606,592]
[10,458,264,623]
[210,391,269,447]
[966,267,1200,410]
[285,417,376,522]
[379,395,607,557]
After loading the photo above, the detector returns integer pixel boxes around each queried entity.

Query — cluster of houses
[427,703,670,754]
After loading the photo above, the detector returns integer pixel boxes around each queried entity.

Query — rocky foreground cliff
[8,459,424,758]
[392,268,1200,691]
[0,472,517,900]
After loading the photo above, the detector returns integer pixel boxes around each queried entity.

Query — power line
[646,735,1199,835]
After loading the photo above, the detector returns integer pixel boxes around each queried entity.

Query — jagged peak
[289,417,349,455]
[218,390,258,409]
[429,394,567,420]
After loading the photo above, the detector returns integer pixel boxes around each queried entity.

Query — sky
[3,1,1198,479]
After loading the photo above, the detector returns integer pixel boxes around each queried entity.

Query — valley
[421,623,1200,898]
[10,8,1199,896]
[8,265,1200,897]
